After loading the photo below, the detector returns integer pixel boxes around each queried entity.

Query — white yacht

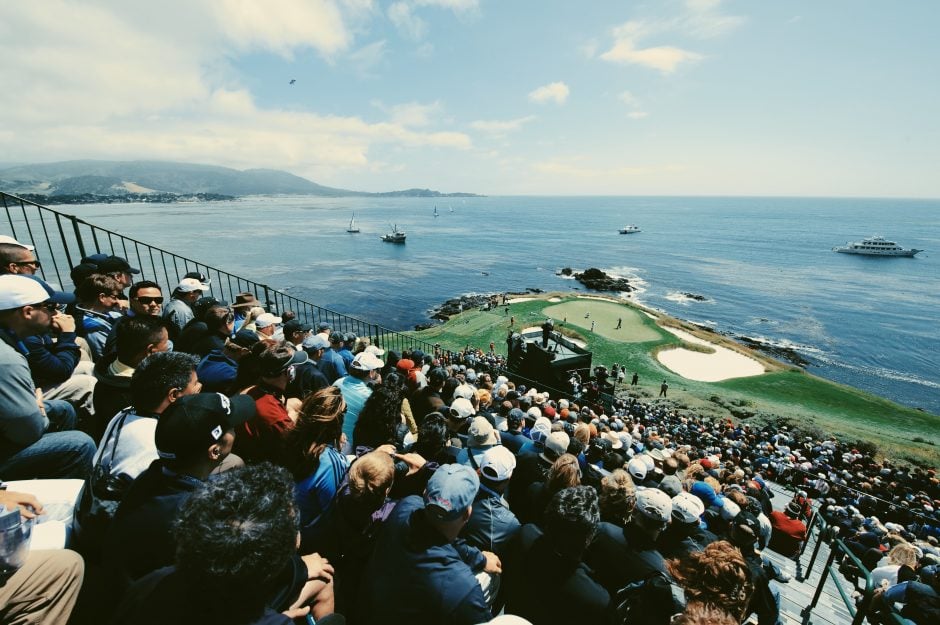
[619,224,641,234]
[833,236,921,257]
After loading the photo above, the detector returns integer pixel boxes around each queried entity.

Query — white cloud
[628,111,649,119]
[528,82,570,105]
[618,91,640,106]
[388,2,427,40]
[349,40,388,73]
[375,101,443,127]
[0,1,470,182]
[598,1,743,74]
[619,91,648,119]
[470,116,536,133]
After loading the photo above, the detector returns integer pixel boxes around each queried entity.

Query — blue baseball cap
[424,464,479,521]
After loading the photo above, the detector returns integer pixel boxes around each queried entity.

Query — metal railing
[1,192,436,355]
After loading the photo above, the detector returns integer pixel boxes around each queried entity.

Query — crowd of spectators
[0,238,938,624]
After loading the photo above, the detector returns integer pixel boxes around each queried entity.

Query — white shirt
[93,407,159,481]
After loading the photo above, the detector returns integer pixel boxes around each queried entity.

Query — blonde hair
[546,454,581,497]
[599,469,636,526]
[349,451,395,509]
[573,423,591,447]
[887,543,919,568]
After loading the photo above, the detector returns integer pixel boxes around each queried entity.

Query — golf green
[542,299,660,342]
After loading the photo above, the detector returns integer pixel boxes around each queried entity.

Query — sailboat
[347,213,360,233]
[433,206,440,218]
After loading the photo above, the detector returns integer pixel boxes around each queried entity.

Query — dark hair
[284,387,345,479]
[354,383,404,449]
[130,352,199,411]
[129,280,161,299]
[0,243,30,267]
[383,370,405,389]
[117,316,168,364]
[174,463,298,619]
[76,273,122,303]
[204,305,234,333]
[543,486,600,559]
[666,541,753,621]
[412,412,448,459]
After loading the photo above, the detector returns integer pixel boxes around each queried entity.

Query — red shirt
[768,511,807,557]
[233,386,293,464]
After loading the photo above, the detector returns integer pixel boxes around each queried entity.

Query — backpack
[73,409,135,555]
[615,571,685,625]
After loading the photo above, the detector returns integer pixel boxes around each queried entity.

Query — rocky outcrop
[682,292,707,301]
[429,293,499,321]
[558,267,632,292]
[736,336,812,368]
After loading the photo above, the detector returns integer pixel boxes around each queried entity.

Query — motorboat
[381,224,406,243]
[346,213,360,233]
[619,224,641,234]
[833,236,921,257]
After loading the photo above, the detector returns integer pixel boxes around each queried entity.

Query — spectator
[505,486,612,625]
[284,386,350,554]
[0,535,83,624]
[75,273,125,360]
[457,415,501,468]
[176,303,234,357]
[658,491,716,559]
[410,365,447,425]
[871,543,920,589]
[105,392,255,585]
[586,486,672,593]
[282,319,312,349]
[103,280,164,359]
[598,468,637,527]
[462,444,521,560]
[162,277,210,340]
[410,411,459,466]
[253,312,282,344]
[0,274,95,480]
[196,329,258,394]
[667,540,753,623]
[339,332,356,368]
[499,408,528,454]
[334,351,382,453]
[768,500,808,558]
[113,463,337,624]
[287,333,330,400]
[92,315,171,441]
[0,238,40,275]
[359,463,498,624]
[318,331,348,383]
[523,452,581,526]
[22,275,97,419]
[353,381,407,451]
[728,511,781,625]
[96,255,141,290]
[230,292,261,332]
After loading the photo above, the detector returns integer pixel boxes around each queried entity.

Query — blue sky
[2,1,938,196]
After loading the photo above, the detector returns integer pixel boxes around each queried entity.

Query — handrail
[796,510,830,582]
[1,191,437,356]
[803,538,874,625]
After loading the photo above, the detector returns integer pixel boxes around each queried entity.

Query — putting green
[542,299,661,342]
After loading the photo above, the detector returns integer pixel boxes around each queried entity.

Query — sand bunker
[507,297,536,304]
[657,326,765,382]
[547,297,562,302]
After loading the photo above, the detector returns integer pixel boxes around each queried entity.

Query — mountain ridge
[0,160,480,198]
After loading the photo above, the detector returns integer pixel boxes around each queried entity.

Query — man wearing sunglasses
[0,274,96,480]
[0,238,41,277]
[103,281,165,359]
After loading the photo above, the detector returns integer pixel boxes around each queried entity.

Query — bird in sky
[289,79,296,85]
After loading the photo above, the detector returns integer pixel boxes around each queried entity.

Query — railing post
[68,214,87,260]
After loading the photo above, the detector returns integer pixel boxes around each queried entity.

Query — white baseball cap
[0,235,34,250]
[0,275,74,309]
[350,351,384,371]
[254,313,283,329]
[176,277,210,293]
[480,445,516,481]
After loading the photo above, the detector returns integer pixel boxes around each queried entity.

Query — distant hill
[0,160,480,198]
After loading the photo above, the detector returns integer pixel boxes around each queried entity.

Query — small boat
[449,206,454,213]
[619,224,641,234]
[346,213,360,233]
[833,236,921,257]
[433,206,440,218]
[381,224,406,244]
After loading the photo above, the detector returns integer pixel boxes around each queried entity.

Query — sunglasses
[13,260,41,268]
[38,301,62,313]
[134,296,164,305]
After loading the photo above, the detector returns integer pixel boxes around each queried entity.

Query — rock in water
[572,268,632,292]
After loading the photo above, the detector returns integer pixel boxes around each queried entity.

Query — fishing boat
[619,224,641,234]
[833,236,921,257]
[346,213,360,233]
[381,224,406,244]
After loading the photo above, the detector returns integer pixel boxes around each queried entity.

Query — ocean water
[63,196,940,414]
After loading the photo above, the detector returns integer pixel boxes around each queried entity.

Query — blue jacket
[358,495,490,625]
[196,350,238,394]
[24,331,82,387]
[318,348,347,383]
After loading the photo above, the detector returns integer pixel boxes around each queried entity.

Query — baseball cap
[732,511,762,541]
[448,397,475,420]
[672,492,705,523]
[507,408,526,429]
[0,235,34,250]
[254,313,282,329]
[541,431,570,463]
[659,475,683,498]
[282,320,312,336]
[480,445,516,482]
[316,321,331,331]
[530,417,552,444]
[183,271,211,286]
[453,384,476,400]
[636,488,672,524]
[97,255,140,275]
[424,463,480,521]
[0,274,74,309]
[627,457,647,482]
[720,499,742,521]
[350,351,383,371]
[258,347,308,377]
[365,345,385,357]
[328,330,345,343]
[176,277,210,293]
[302,334,330,350]
[155,393,255,460]
[468,416,498,447]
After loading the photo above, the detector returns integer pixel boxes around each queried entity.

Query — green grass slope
[410,293,939,467]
